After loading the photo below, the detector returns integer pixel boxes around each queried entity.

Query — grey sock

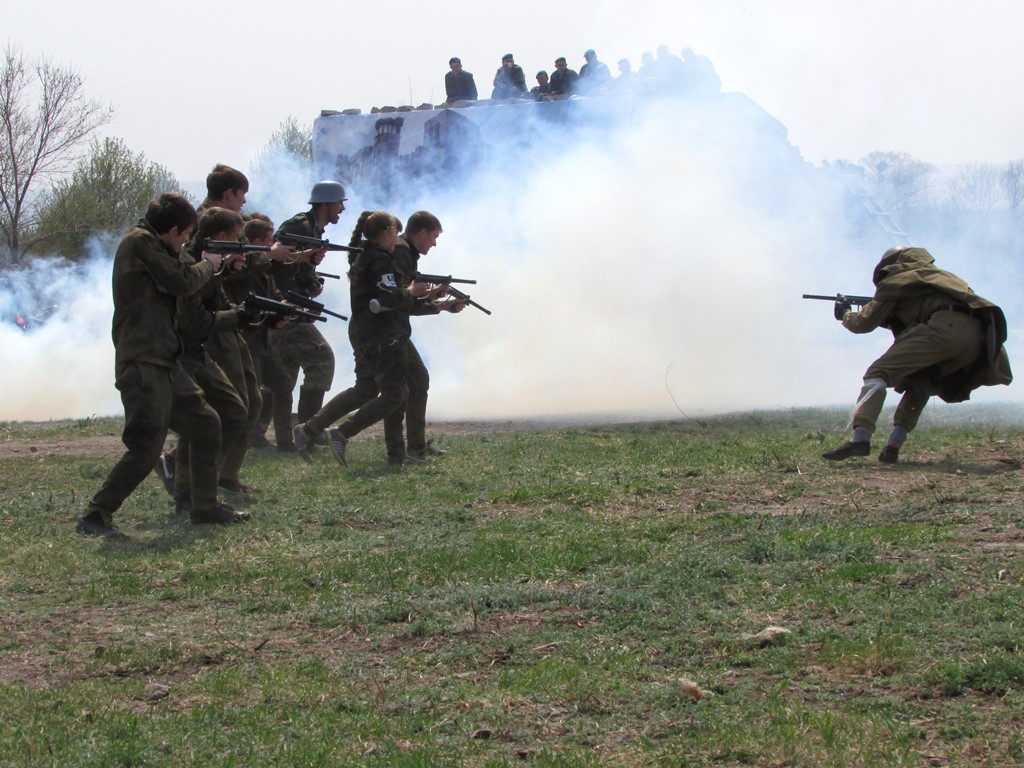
[852,426,873,443]
[887,426,908,447]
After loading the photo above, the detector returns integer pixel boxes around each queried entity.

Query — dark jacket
[348,240,433,349]
[111,220,213,369]
[274,209,325,298]
[549,67,579,96]
[445,69,478,102]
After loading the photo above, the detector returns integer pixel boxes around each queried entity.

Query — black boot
[297,388,328,445]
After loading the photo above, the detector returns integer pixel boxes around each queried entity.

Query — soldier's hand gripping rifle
[241,293,326,324]
[276,232,363,254]
[284,290,349,321]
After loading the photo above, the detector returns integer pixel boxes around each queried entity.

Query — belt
[933,303,978,318]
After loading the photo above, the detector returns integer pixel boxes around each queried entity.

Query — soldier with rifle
[76,194,246,535]
[268,181,347,453]
[813,246,1011,463]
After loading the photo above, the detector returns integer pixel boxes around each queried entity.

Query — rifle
[284,290,349,321]
[444,285,492,315]
[803,293,874,307]
[202,239,271,254]
[413,272,477,285]
[242,293,326,323]
[276,231,363,254]
[368,286,492,316]
[315,271,342,280]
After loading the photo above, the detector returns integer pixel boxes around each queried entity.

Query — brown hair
[348,210,398,278]
[243,218,274,243]
[197,207,245,240]
[145,193,197,235]
[405,210,441,236]
[206,164,249,200]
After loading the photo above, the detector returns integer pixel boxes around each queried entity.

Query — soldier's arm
[842,299,895,334]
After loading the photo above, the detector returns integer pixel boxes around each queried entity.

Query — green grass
[1,405,1023,766]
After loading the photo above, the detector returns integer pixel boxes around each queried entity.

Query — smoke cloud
[1,88,1019,423]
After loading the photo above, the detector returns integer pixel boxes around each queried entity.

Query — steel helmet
[308,180,347,204]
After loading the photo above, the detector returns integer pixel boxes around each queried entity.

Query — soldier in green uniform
[76,194,246,536]
[823,246,1012,463]
[238,215,293,449]
[268,181,344,451]
[174,207,256,507]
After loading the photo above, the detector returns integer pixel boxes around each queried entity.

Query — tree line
[0,46,310,266]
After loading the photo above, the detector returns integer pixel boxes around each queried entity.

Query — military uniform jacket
[445,69,478,102]
[549,68,579,95]
[110,220,213,369]
[349,241,432,350]
[274,209,324,298]
[175,242,242,366]
[392,235,442,329]
[844,247,1012,401]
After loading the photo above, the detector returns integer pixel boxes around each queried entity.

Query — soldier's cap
[555,56,567,64]
[584,49,596,57]
[502,53,514,61]
[536,70,548,78]
[449,56,461,65]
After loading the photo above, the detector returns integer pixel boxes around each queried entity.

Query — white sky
[7,0,1024,182]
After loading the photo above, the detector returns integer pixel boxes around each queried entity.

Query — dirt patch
[0,419,580,461]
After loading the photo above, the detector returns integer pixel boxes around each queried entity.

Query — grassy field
[1,406,1023,767]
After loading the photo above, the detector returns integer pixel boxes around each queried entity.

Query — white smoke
[1,91,1018,423]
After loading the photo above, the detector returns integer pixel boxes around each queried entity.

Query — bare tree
[0,45,113,264]
[1001,160,1024,215]
[861,151,936,217]
[947,163,1002,215]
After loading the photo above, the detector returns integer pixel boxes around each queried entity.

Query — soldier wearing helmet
[823,246,1012,464]
[266,180,348,452]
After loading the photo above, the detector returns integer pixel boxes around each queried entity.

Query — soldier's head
[554,57,567,71]
[872,246,908,286]
[584,49,597,63]
[198,207,245,243]
[536,70,549,85]
[243,217,275,247]
[449,57,462,72]
[146,193,197,252]
[352,210,400,252]
[405,211,442,255]
[308,180,347,225]
[206,164,249,211]
[501,53,515,68]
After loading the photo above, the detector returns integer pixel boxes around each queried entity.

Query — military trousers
[306,332,378,437]
[175,355,247,496]
[88,362,221,522]
[383,339,430,457]
[852,311,983,432]
[335,338,408,441]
